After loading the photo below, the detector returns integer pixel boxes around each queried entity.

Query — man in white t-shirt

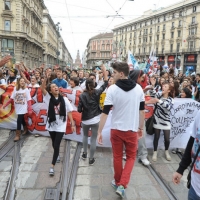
[97,62,145,198]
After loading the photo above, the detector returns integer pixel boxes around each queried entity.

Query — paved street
[0,129,189,200]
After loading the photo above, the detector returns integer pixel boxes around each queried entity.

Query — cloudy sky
[44,0,182,61]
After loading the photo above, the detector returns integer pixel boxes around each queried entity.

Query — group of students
[0,55,199,199]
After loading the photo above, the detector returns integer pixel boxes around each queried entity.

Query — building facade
[43,8,58,68]
[0,0,45,67]
[0,0,73,69]
[86,33,113,68]
[113,0,200,72]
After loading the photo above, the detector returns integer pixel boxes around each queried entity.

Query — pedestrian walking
[129,70,150,166]
[97,62,145,198]
[3,77,32,141]
[78,65,108,165]
[40,78,75,176]
[146,82,174,162]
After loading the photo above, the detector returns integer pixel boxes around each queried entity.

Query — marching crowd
[0,55,200,199]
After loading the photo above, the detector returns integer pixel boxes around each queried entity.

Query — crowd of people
[0,55,199,199]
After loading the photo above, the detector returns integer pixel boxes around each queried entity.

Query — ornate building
[0,0,73,69]
[113,0,200,72]
[0,0,45,67]
[86,33,113,68]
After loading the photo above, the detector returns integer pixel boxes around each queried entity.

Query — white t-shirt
[67,86,82,91]
[28,83,40,88]
[104,83,144,132]
[44,93,73,132]
[11,88,32,114]
[82,114,101,125]
[191,111,200,196]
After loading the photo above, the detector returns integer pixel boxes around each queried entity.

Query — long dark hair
[182,87,192,98]
[174,80,180,97]
[85,78,95,96]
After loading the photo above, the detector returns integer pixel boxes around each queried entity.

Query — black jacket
[78,81,108,120]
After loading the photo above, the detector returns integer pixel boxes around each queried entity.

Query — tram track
[44,140,82,200]
[1,132,30,200]
[147,164,178,200]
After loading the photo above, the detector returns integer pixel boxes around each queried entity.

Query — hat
[9,68,18,76]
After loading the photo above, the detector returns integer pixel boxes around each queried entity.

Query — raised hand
[0,55,12,68]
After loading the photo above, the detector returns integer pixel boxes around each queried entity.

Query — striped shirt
[153,93,174,130]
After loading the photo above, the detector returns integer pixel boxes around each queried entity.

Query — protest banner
[0,85,199,149]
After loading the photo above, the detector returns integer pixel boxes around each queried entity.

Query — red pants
[110,129,138,188]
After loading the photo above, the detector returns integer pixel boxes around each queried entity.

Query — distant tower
[74,50,82,67]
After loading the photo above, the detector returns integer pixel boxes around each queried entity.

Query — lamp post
[55,22,62,65]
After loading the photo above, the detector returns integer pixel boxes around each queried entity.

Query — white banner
[0,84,199,149]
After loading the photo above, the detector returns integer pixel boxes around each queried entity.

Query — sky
[44,0,183,61]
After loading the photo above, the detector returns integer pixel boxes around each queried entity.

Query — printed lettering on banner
[0,84,200,149]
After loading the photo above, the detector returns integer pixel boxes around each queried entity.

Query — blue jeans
[188,185,200,200]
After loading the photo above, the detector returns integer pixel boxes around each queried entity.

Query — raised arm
[40,77,47,96]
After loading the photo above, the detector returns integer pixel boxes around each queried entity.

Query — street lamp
[55,22,62,65]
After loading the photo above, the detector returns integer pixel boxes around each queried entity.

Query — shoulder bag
[146,105,156,135]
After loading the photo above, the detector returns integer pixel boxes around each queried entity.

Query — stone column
[15,39,23,63]
[180,53,185,71]
[197,54,200,72]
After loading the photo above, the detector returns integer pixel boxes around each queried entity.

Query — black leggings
[49,131,64,165]
[17,114,26,130]
[153,129,170,151]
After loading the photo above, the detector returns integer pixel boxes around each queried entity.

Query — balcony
[171,26,175,30]
[189,22,198,27]
[182,48,200,53]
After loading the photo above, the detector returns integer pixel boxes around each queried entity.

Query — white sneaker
[141,158,150,166]
[152,151,157,162]
[56,155,60,163]
[165,150,171,161]
[123,155,126,161]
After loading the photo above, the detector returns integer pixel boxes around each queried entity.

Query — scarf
[47,94,66,127]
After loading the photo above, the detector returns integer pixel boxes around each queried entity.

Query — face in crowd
[56,69,62,79]
[30,76,37,85]
[79,71,84,78]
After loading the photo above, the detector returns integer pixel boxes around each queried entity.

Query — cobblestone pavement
[0,129,12,200]
[0,130,189,200]
[74,148,188,200]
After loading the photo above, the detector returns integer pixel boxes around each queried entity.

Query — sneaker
[89,158,95,166]
[116,185,125,198]
[171,149,177,154]
[56,155,60,163]
[82,152,87,160]
[123,153,126,161]
[49,167,54,176]
[141,158,150,166]
[111,180,118,190]
[35,134,39,137]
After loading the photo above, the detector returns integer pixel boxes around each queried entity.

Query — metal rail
[4,133,30,200]
[44,141,82,200]
[66,142,82,200]
[0,131,15,162]
[147,165,178,200]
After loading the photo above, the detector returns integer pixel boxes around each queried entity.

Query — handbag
[146,105,156,135]
[187,145,200,189]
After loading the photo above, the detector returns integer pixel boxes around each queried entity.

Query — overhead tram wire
[64,0,76,50]
[46,0,111,14]
[105,0,118,14]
